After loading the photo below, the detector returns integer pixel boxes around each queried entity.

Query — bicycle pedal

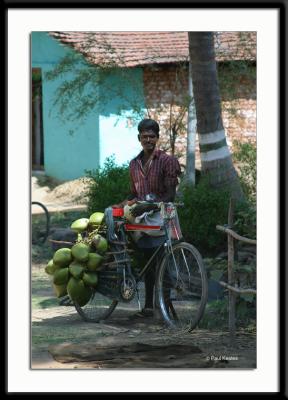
[60,301,74,306]
[59,296,74,306]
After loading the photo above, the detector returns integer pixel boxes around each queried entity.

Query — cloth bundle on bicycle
[124,205,165,242]
[124,203,183,242]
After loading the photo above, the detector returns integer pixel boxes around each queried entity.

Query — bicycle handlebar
[136,201,184,207]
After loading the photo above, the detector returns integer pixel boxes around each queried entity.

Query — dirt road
[31,176,256,370]
[32,264,256,370]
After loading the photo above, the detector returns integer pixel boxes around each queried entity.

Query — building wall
[98,68,146,166]
[31,32,101,180]
[31,33,255,180]
[31,32,145,180]
[143,63,256,169]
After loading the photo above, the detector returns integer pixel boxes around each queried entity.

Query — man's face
[139,130,158,152]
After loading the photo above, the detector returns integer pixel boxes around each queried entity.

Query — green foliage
[177,179,231,255]
[85,156,130,213]
[234,201,256,240]
[199,295,256,330]
[32,69,42,83]
[218,61,256,102]
[199,299,229,329]
[45,53,144,123]
[32,69,42,100]
[233,140,256,204]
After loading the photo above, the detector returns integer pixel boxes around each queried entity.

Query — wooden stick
[48,239,74,245]
[101,259,131,266]
[219,281,257,295]
[216,225,256,245]
[228,198,236,342]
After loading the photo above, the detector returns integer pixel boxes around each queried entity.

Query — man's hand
[111,199,136,208]
[130,203,159,217]
[111,204,123,209]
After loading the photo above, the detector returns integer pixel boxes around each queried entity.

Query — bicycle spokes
[157,242,208,331]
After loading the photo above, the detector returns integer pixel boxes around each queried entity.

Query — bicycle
[74,202,208,331]
[31,201,50,244]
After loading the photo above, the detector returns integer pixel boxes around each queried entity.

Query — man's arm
[112,194,137,208]
[160,156,181,202]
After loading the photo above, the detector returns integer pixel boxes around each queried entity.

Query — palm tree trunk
[188,32,243,200]
[185,61,196,186]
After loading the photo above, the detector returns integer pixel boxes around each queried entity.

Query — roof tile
[48,31,256,67]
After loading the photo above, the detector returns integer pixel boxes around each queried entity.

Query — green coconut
[82,272,98,288]
[67,277,92,307]
[89,212,104,228]
[71,242,90,262]
[53,283,68,298]
[91,234,108,255]
[45,259,58,275]
[69,261,85,280]
[53,248,72,267]
[53,267,70,285]
[87,252,103,271]
[71,218,89,233]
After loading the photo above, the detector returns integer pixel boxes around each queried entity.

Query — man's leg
[131,244,164,318]
[143,247,164,313]
[144,261,155,310]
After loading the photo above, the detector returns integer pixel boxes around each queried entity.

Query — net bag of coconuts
[45,212,108,306]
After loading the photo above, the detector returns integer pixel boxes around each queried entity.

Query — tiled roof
[48,31,256,68]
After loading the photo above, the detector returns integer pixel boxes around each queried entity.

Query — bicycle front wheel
[156,242,208,331]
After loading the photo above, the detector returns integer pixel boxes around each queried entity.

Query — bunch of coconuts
[45,212,108,306]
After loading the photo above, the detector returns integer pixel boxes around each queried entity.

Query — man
[113,118,181,318]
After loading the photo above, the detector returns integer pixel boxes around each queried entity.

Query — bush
[177,179,231,256]
[233,140,256,204]
[199,296,256,330]
[85,156,130,213]
[234,200,256,240]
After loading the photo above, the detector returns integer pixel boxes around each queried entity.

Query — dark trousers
[141,246,165,309]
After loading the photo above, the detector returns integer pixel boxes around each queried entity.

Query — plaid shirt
[128,149,181,202]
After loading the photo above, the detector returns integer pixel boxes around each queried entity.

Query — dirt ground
[31,266,256,370]
[31,175,90,214]
[31,176,256,370]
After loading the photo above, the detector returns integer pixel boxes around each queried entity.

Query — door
[32,68,44,170]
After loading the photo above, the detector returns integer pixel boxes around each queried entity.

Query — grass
[32,296,59,310]
[32,323,108,347]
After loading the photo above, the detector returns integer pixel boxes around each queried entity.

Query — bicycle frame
[115,202,183,287]
[75,202,208,328]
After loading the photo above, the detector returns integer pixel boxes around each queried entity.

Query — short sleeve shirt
[129,149,181,201]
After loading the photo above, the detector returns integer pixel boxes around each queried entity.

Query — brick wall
[142,63,256,169]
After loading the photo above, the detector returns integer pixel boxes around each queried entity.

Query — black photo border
[5,0,286,397]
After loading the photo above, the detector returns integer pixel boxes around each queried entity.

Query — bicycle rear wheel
[156,242,208,331]
[74,291,118,322]
[74,246,120,322]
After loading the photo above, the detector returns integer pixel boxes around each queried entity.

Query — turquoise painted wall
[31,32,100,180]
[98,68,145,166]
[31,32,146,180]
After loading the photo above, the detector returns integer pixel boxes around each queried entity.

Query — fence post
[228,198,236,344]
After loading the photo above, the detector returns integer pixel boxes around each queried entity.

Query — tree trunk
[188,32,243,201]
[185,61,196,186]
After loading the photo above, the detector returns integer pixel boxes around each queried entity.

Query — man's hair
[137,119,160,137]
